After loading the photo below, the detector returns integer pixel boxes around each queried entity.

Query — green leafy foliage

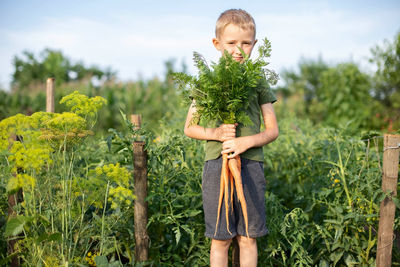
[258,116,390,266]
[174,38,278,125]
[369,31,400,131]
[2,60,183,136]
[12,48,115,91]
[0,92,136,266]
[1,32,400,266]
[276,31,400,132]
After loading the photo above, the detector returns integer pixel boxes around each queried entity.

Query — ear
[212,38,221,51]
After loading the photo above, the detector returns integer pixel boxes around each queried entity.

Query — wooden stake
[376,134,400,267]
[131,114,149,262]
[7,135,22,267]
[46,78,55,113]
[7,189,23,267]
[131,114,142,130]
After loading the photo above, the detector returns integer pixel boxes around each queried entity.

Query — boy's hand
[215,123,238,142]
[221,136,252,159]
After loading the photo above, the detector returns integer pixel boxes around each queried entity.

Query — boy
[184,9,279,267]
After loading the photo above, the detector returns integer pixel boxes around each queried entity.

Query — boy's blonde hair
[215,9,256,38]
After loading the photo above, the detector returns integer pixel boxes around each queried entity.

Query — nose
[234,45,242,54]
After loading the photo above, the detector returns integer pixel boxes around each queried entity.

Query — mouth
[233,57,243,62]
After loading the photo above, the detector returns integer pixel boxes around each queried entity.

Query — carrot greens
[174,37,278,126]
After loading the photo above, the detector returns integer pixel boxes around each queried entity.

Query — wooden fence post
[7,135,22,267]
[376,134,400,267]
[131,114,149,262]
[46,78,55,113]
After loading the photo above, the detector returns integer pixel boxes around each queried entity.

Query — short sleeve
[257,78,277,105]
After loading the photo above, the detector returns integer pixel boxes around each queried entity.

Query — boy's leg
[210,238,232,267]
[236,235,257,267]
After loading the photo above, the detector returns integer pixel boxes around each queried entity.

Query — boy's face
[212,23,257,62]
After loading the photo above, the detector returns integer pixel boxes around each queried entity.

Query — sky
[0,0,399,90]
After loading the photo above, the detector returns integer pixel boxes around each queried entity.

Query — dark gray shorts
[202,156,268,240]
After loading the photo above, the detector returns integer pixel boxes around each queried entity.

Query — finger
[222,145,233,151]
[224,124,236,129]
[222,140,233,148]
[225,133,235,139]
[223,127,235,133]
[223,129,235,134]
[221,136,234,142]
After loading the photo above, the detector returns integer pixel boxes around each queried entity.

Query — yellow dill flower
[30,111,58,128]
[109,185,135,209]
[153,136,161,143]
[0,114,30,150]
[85,250,97,266]
[101,163,130,186]
[45,112,86,132]
[60,91,107,118]
[95,167,103,176]
[92,163,134,210]
[8,141,52,172]
[7,173,36,194]
[334,179,340,184]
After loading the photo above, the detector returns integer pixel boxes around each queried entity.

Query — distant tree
[370,31,400,108]
[12,48,115,91]
[369,31,400,131]
[315,63,371,129]
[278,58,329,114]
[277,59,373,130]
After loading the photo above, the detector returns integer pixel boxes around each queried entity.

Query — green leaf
[173,226,181,245]
[48,232,62,242]
[392,196,400,208]
[187,210,201,217]
[5,216,26,237]
[344,253,358,266]
[329,250,344,264]
[94,255,109,267]
[318,259,330,267]
[323,219,341,225]
[36,233,48,243]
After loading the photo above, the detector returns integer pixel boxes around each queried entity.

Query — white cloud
[0,6,398,90]
[256,9,398,74]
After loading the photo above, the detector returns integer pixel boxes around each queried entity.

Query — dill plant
[0,91,134,265]
[174,38,278,126]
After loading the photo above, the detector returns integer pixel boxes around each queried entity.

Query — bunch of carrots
[216,153,249,237]
[174,38,277,238]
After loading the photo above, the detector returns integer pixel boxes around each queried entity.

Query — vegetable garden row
[1,85,399,266]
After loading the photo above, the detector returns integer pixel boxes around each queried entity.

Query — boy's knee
[236,235,256,248]
[211,238,232,250]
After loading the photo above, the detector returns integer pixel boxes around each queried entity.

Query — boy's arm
[221,103,279,159]
[184,101,237,142]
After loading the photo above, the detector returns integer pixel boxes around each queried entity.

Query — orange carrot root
[223,155,231,235]
[229,156,249,238]
[214,153,232,236]
[229,171,234,215]
[214,156,225,237]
